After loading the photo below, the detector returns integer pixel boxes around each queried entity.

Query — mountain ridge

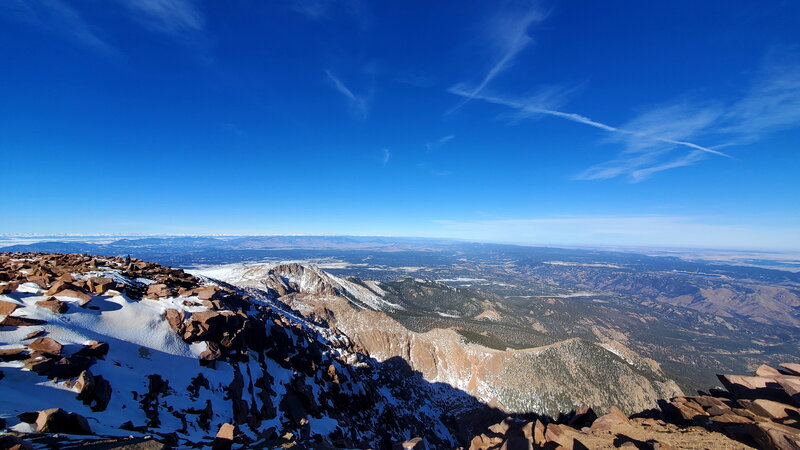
[203,262,683,416]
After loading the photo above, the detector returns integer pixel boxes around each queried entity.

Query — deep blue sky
[1,1,799,249]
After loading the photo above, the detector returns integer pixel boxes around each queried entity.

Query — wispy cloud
[1,0,115,54]
[325,69,371,120]
[575,101,726,181]
[113,0,204,36]
[448,3,546,113]
[450,54,800,181]
[449,86,730,158]
[446,5,799,182]
[576,56,800,181]
[425,135,455,151]
[1,0,206,55]
[720,54,800,138]
[381,148,391,166]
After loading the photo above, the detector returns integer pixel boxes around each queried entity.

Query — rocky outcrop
[18,408,93,435]
[211,423,236,450]
[470,363,800,449]
[34,298,68,313]
[265,264,342,297]
[69,370,112,412]
[0,253,464,448]
[27,337,63,356]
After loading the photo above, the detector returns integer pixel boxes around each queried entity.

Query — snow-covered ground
[0,282,242,441]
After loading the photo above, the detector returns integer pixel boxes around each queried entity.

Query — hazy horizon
[2,232,800,254]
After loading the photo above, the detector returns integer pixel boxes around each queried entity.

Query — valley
[5,236,797,397]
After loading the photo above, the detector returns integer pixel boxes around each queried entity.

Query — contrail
[448,86,731,158]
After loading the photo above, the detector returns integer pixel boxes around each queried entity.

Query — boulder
[73,370,94,396]
[76,371,112,412]
[520,421,533,441]
[34,408,92,434]
[488,418,511,436]
[775,378,800,407]
[203,299,224,310]
[739,398,800,420]
[780,364,800,376]
[69,370,111,410]
[87,277,115,295]
[26,275,50,289]
[469,434,503,450]
[544,424,585,449]
[55,274,75,282]
[706,404,733,416]
[568,404,597,429]
[0,316,46,327]
[146,283,172,299]
[26,355,94,379]
[0,316,47,327]
[200,341,222,367]
[395,437,426,449]
[591,406,630,431]
[0,299,18,316]
[0,347,28,361]
[45,281,77,296]
[326,364,340,384]
[744,421,800,450]
[0,281,20,295]
[195,285,221,300]
[23,329,45,340]
[659,399,706,423]
[709,413,753,424]
[717,374,792,402]
[211,423,236,450]
[55,289,92,305]
[35,298,68,314]
[533,420,546,447]
[182,311,234,344]
[686,395,731,410]
[757,365,783,377]
[164,309,185,334]
[28,337,62,356]
[74,340,109,359]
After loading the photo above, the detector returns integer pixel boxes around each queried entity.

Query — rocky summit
[0,252,799,449]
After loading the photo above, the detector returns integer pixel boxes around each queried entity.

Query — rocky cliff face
[210,262,682,417]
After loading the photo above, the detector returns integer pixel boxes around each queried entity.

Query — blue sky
[1,1,799,250]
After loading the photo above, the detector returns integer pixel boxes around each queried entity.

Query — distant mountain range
[0,235,463,253]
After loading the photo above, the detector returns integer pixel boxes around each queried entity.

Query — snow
[0,282,236,442]
[0,259,463,447]
[435,277,487,283]
[192,262,407,312]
